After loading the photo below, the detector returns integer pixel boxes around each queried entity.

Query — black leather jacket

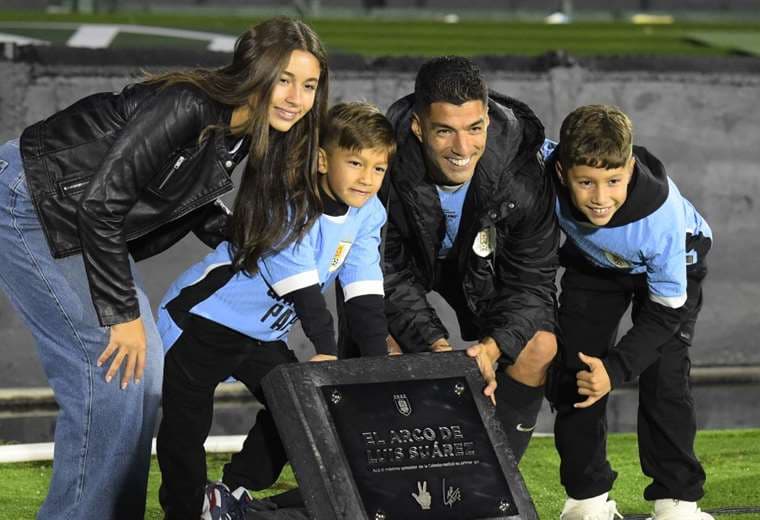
[20,82,248,326]
[382,91,559,362]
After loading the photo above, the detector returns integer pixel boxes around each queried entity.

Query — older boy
[548,105,713,520]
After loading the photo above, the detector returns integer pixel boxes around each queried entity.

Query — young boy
[155,102,395,519]
[547,105,713,520]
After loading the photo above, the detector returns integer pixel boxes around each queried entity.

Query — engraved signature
[442,478,462,508]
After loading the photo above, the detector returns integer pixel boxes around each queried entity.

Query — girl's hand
[309,354,337,362]
[97,317,147,389]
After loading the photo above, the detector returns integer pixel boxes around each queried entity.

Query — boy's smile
[558,157,635,226]
[318,146,389,208]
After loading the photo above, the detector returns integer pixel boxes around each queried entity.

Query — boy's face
[411,100,489,186]
[318,145,389,208]
[557,156,635,226]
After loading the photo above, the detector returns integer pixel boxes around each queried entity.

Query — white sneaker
[647,499,715,520]
[560,493,624,520]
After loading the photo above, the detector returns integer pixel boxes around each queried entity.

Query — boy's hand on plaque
[574,352,611,408]
[386,335,403,356]
[466,337,501,406]
[430,338,453,353]
[309,354,337,362]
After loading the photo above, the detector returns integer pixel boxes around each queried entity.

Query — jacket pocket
[57,174,92,198]
[148,145,202,199]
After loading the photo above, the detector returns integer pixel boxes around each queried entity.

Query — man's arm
[480,161,560,363]
[382,182,449,352]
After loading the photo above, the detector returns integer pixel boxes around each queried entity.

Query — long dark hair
[146,17,328,274]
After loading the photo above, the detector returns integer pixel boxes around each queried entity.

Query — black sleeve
[77,85,207,326]
[343,294,388,357]
[285,284,337,356]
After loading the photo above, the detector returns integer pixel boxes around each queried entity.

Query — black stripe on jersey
[166,264,236,330]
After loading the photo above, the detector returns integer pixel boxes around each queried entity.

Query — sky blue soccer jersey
[157,196,386,349]
[556,176,712,309]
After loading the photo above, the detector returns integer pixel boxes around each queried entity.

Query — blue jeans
[0,140,163,519]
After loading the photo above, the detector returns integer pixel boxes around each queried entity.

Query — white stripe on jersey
[271,269,320,296]
[343,280,385,301]
[649,292,687,309]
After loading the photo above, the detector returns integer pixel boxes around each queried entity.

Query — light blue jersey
[557,177,712,308]
[157,196,386,349]
[437,180,471,258]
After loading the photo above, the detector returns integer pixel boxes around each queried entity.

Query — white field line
[0,22,236,52]
[0,32,50,46]
[67,24,119,48]
[0,435,248,463]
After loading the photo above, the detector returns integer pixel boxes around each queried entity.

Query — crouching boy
[548,105,714,520]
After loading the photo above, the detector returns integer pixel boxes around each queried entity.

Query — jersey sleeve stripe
[343,280,385,301]
[271,270,320,297]
[649,292,687,309]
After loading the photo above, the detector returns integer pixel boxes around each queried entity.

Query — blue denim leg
[0,140,163,520]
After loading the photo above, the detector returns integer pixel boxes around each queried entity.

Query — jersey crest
[329,241,352,272]
[472,227,496,257]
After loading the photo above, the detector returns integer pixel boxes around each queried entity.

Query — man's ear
[317,147,328,174]
[555,161,566,186]
[411,113,423,143]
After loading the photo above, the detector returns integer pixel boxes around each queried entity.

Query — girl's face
[268,49,321,132]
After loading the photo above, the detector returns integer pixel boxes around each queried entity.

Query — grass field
[1,429,758,518]
[1,10,760,56]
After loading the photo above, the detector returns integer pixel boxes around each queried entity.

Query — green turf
[2,11,760,56]
[687,31,760,56]
[1,429,758,518]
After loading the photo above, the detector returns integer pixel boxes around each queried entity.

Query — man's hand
[466,337,501,405]
[430,337,453,353]
[309,354,337,362]
[575,352,612,409]
[97,317,147,390]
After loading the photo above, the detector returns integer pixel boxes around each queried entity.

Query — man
[374,56,559,462]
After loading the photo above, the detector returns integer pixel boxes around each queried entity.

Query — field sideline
[1,10,760,56]
[1,429,758,518]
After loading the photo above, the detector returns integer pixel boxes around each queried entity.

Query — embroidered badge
[604,250,632,269]
[472,227,496,258]
[329,241,352,272]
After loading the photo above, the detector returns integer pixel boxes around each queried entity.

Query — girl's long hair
[145,17,328,274]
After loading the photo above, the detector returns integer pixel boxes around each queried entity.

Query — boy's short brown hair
[321,101,396,159]
[558,104,633,173]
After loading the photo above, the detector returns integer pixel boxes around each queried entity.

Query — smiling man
[376,56,560,462]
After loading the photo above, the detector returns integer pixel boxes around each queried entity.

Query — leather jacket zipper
[158,155,185,190]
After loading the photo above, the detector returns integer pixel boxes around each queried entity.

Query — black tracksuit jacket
[381,91,560,362]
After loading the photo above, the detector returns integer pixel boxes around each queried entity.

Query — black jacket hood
[551,145,669,228]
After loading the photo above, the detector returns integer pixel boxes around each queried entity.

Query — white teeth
[275,108,298,120]
[447,157,470,167]
[591,207,610,215]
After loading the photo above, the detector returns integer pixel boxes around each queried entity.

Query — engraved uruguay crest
[329,241,352,272]
[393,393,412,416]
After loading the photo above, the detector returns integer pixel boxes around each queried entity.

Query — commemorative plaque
[262,352,538,520]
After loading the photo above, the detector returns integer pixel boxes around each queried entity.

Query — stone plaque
[262,352,538,520]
